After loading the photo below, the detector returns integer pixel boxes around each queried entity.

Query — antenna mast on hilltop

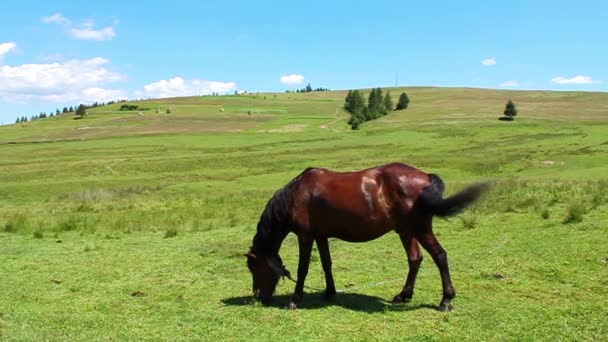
[395,72,399,87]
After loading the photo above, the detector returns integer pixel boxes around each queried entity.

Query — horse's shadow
[221,292,439,313]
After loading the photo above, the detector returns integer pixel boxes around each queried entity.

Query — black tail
[420,174,487,217]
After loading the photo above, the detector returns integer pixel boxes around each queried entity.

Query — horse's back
[290,163,432,241]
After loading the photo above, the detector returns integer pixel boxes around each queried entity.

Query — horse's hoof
[438,303,453,312]
[322,291,336,301]
[286,302,298,310]
[392,294,412,304]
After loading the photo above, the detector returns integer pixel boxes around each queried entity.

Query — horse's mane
[252,167,314,255]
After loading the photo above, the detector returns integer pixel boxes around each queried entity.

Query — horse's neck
[254,228,288,256]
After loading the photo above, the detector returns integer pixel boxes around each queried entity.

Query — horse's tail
[419,174,487,217]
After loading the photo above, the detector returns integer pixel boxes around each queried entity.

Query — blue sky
[1,0,606,124]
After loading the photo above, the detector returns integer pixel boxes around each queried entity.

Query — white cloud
[41,13,116,41]
[0,57,127,104]
[70,25,115,41]
[551,75,601,85]
[0,42,17,60]
[280,73,304,85]
[482,57,496,66]
[41,13,69,25]
[141,77,237,98]
[499,80,519,87]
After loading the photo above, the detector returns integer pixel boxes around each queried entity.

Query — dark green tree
[344,90,366,115]
[396,92,410,110]
[503,99,518,120]
[68,106,74,112]
[76,104,87,118]
[383,91,394,113]
[305,83,312,92]
[367,88,384,119]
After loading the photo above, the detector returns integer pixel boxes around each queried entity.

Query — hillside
[1,87,607,340]
[2,87,608,143]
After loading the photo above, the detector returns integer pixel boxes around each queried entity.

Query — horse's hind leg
[316,237,336,300]
[416,220,456,312]
[288,235,313,309]
[392,231,423,304]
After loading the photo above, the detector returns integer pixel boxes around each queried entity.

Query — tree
[383,91,394,113]
[76,104,87,118]
[344,90,366,115]
[305,83,313,92]
[502,99,518,120]
[367,88,384,119]
[344,90,367,129]
[68,106,74,113]
[396,92,410,110]
[62,107,68,113]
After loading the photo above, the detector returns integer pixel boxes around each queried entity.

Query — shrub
[396,92,410,110]
[540,208,550,220]
[4,215,28,233]
[119,104,139,111]
[562,203,585,224]
[460,213,477,229]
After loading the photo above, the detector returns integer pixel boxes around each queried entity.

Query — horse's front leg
[288,235,313,309]
[316,237,336,300]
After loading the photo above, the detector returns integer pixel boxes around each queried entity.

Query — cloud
[551,75,601,85]
[141,77,237,98]
[280,74,304,85]
[499,80,519,87]
[41,13,116,41]
[0,57,127,104]
[482,57,496,66]
[41,13,69,25]
[70,25,115,41]
[0,42,17,60]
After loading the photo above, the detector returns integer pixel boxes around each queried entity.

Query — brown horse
[245,163,486,311]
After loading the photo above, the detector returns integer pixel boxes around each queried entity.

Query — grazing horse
[245,163,486,311]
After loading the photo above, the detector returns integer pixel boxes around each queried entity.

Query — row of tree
[344,88,410,129]
[13,100,130,124]
[15,103,91,123]
[286,83,330,93]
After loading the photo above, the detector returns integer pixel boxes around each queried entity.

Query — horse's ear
[244,252,256,259]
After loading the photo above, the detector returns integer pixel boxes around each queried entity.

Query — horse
[245,163,486,311]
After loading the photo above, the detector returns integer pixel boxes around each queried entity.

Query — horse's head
[245,249,290,304]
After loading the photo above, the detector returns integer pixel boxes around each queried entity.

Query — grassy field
[1,87,607,340]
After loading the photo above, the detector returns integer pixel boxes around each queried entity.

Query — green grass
[1,87,607,340]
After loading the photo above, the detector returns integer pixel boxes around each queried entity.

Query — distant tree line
[344,88,410,129]
[285,83,330,93]
[13,99,130,124]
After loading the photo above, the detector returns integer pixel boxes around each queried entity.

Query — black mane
[252,167,313,255]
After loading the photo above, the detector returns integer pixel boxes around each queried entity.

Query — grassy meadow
[1,87,607,340]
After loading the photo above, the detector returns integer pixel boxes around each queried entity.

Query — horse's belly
[325,222,393,242]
